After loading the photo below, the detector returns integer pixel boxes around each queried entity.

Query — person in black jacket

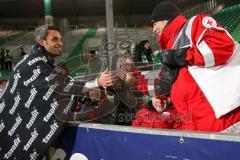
[0,25,117,160]
[4,49,13,71]
[134,40,153,69]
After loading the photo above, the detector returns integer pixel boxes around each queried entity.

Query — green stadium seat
[213,3,240,33]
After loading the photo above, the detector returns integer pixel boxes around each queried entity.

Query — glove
[132,66,180,97]
[153,65,180,96]
[159,65,180,84]
[160,48,188,67]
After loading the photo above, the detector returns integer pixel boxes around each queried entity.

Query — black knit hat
[151,1,180,23]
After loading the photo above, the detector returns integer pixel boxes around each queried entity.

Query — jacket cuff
[82,78,99,93]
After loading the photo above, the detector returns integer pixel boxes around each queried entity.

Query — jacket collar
[32,44,55,67]
[158,15,187,49]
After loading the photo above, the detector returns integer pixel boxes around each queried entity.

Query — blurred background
[0,0,240,79]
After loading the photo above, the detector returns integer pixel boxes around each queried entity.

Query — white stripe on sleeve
[197,40,215,67]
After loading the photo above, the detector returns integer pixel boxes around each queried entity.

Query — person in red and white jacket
[150,2,240,133]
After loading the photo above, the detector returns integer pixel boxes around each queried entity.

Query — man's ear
[38,39,45,46]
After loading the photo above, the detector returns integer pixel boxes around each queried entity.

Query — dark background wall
[0,0,238,28]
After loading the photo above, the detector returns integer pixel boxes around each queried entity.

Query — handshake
[97,69,119,88]
[97,68,135,88]
[97,47,189,96]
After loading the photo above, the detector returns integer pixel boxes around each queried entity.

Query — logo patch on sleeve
[202,17,217,29]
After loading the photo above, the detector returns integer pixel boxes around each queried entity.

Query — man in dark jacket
[0,47,5,70]
[0,25,117,160]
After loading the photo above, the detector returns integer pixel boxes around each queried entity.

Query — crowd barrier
[53,123,240,160]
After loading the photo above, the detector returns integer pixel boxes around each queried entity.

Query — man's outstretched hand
[97,69,119,87]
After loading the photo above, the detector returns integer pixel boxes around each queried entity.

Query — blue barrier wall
[54,124,240,160]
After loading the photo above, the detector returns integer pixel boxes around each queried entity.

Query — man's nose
[153,27,156,34]
[58,40,63,47]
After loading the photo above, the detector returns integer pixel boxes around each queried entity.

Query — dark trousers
[0,60,4,70]
[5,61,12,71]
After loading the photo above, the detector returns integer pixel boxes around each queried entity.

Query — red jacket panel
[132,108,181,129]
[158,14,240,132]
